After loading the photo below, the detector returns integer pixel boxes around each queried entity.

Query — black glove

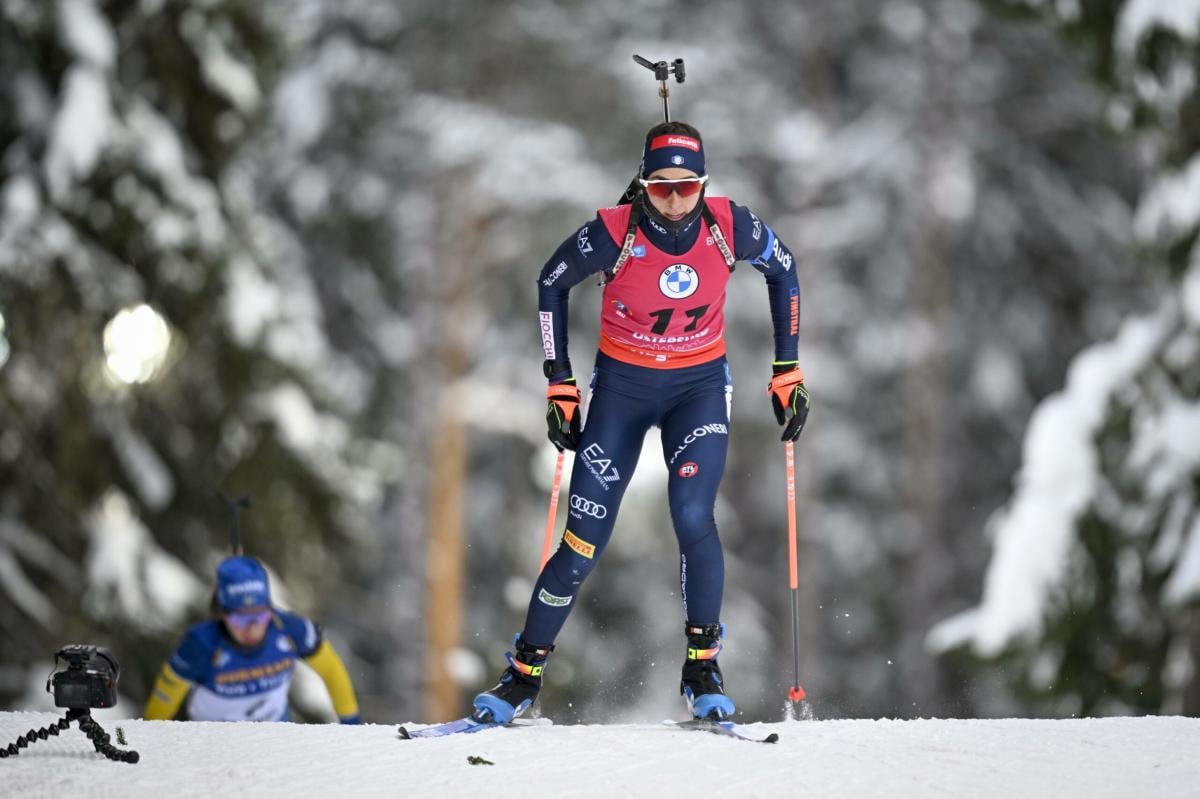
[766,364,810,442]
[546,378,582,451]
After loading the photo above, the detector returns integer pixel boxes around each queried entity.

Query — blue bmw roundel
[659,264,699,299]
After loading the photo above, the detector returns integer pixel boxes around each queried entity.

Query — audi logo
[570,495,608,519]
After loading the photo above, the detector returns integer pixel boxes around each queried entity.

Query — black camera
[2,645,136,763]
[46,645,120,710]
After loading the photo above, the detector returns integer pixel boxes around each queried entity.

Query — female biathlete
[475,121,810,723]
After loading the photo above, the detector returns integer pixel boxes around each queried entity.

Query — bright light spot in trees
[103,304,171,384]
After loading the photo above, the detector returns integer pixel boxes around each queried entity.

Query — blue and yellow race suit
[143,609,360,723]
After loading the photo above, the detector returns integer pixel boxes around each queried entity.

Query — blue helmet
[215,556,271,611]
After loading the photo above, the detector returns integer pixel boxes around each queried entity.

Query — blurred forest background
[1,0,1197,725]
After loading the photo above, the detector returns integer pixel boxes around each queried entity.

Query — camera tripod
[0,708,139,763]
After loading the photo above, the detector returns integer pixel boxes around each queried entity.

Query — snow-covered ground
[2,711,1197,798]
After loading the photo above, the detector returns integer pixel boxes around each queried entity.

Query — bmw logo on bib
[659,264,699,300]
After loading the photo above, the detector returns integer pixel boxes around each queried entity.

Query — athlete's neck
[640,201,704,255]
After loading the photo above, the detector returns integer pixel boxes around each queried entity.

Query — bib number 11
[648,305,709,335]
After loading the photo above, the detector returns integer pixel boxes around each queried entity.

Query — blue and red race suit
[523,197,800,645]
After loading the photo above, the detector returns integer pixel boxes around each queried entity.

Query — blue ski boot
[681,622,735,721]
[472,636,553,724]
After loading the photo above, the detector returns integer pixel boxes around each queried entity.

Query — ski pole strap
[767,366,806,402]
[546,382,581,401]
[701,202,735,271]
[546,381,581,424]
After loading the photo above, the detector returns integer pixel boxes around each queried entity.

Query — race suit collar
[639,202,704,256]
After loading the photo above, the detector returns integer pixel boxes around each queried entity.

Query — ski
[666,718,780,744]
[398,716,498,739]
[397,716,551,740]
[398,716,776,743]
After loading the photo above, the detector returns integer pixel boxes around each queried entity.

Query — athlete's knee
[671,500,716,546]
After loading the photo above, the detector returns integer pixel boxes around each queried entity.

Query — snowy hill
[2,711,1198,798]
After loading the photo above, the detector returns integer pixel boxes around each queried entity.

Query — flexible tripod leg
[0,710,138,763]
[0,714,71,758]
[74,711,140,764]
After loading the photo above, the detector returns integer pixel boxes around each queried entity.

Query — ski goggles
[639,175,709,199]
[224,609,271,629]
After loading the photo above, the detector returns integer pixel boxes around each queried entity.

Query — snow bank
[1,711,1196,798]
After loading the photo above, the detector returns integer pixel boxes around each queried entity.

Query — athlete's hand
[546,379,582,451]
[766,364,810,442]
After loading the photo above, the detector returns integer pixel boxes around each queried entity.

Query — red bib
[596,197,734,369]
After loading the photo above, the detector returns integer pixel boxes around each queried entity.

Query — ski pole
[785,441,807,704]
[539,450,566,572]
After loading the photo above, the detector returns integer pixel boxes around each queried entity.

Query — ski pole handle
[539,450,566,572]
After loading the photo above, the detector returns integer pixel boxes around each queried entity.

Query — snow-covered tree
[0,0,378,709]
[932,0,1200,715]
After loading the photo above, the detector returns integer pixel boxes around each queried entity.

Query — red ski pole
[539,450,566,572]
[785,441,807,704]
